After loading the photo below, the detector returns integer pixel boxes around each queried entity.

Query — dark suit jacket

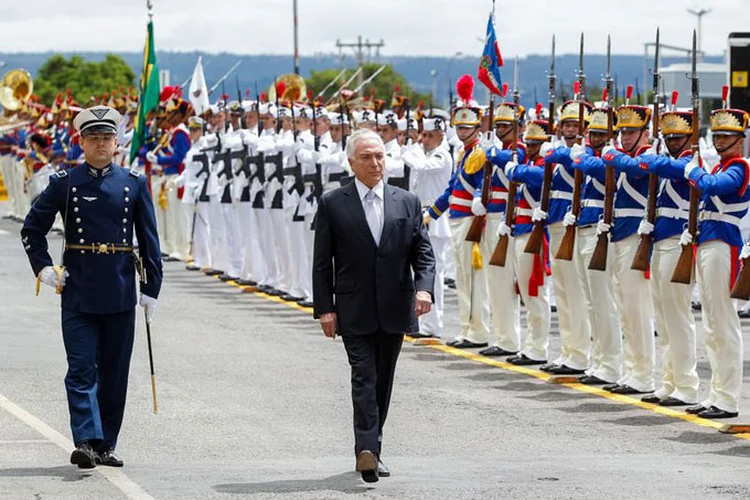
[313,180,436,336]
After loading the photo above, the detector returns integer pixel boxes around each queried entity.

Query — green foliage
[306,62,432,107]
[34,54,136,106]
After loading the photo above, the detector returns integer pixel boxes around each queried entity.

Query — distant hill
[0,51,724,108]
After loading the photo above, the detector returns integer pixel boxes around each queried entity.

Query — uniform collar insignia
[86,164,113,177]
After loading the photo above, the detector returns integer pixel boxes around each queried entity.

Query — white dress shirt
[355,177,384,245]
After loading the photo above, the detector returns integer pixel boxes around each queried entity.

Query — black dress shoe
[256,285,273,293]
[95,449,123,467]
[603,383,620,391]
[444,278,455,286]
[164,255,180,262]
[298,300,314,308]
[697,406,739,419]
[267,288,286,296]
[410,332,435,339]
[356,450,378,483]
[185,264,201,271]
[540,362,558,372]
[219,274,238,282]
[377,460,390,478]
[547,364,586,375]
[691,301,702,311]
[578,375,608,385]
[659,397,693,407]
[281,294,304,302]
[739,310,750,319]
[70,442,96,469]
[204,269,224,276]
[236,279,258,286]
[450,339,488,349]
[550,305,557,313]
[608,384,649,395]
[479,345,517,357]
[641,394,661,404]
[685,404,707,415]
[447,282,456,289]
[507,354,546,366]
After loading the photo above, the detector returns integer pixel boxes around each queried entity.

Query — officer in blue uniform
[21,105,163,469]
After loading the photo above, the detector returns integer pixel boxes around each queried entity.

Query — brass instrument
[267,73,307,103]
[0,69,33,111]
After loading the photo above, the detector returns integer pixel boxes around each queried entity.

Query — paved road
[2,210,750,500]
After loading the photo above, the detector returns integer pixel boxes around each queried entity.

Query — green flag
[129,20,160,163]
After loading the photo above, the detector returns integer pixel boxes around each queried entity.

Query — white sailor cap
[397,117,417,132]
[354,109,377,123]
[295,106,312,119]
[241,100,257,112]
[329,112,349,126]
[277,106,291,119]
[313,107,329,119]
[258,103,277,116]
[73,106,121,136]
[209,103,221,114]
[377,111,398,127]
[188,116,205,129]
[423,117,446,132]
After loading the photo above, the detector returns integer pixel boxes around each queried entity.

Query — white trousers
[189,202,212,269]
[612,234,655,392]
[239,203,263,282]
[255,207,279,287]
[549,223,590,370]
[0,157,16,217]
[164,175,186,258]
[13,160,30,219]
[697,240,743,413]
[221,201,244,278]
[449,217,490,343]
[419,235,449,337]
[208,195,228,273]
[271,208,292,293]
[651,237,699,403]
[514,232,550,361]
[576,226,622,383]
[151,175,168,254]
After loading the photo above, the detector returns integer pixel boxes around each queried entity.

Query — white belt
[450,196,472,207]
[700,211,742,227]
[516,208,533,217]
[620,176,648,207]
[709,195,750,214]
[656,207,688,220]
[491,191,508,201]
[556,164,575,188]
[614,208,646,218]
[582,199,604,208]
[550,190,573,201]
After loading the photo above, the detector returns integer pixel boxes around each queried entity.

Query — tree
[34,54,136,106]
[306,62,432,108]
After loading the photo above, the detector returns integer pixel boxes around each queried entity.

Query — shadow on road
[0,466,93,482]
[213,471,370,495]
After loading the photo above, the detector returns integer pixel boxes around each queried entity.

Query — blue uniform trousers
[61,308,135,451]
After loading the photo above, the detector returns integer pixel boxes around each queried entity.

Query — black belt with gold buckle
[65,243,134,254]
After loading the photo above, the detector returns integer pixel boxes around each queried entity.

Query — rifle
[316,68,347,100]
[490,57,521,267]
[671,30,700,285]
[328,67,364,101]
[236,75,246,129]
[588,36,617,271]
[255,81,263,137]
[208,61,242,96]
[274,78,282,134]
[555,32,586,261]
[465,97,495,244]
[631,28,661,271]
[525,34,556,255]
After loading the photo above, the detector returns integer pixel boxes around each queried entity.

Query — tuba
[267,73,307,103]
[0,69,34,111]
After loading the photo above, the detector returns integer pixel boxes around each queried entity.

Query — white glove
[39,266,69,290]
[471,197,487,216]
[532,207,548,222]
[146,151,158,164]
[637,220,654,236]
[679,229,693,247]
[683,155,701,180]
[596,220,611,236]
[504,161,518,178]
[497,221,512,237]
[539,142,555,158]
[741,243,750,260]
[139,294,157,323]
[424,213,432,226]
[570,143,586,160]
[563,212,577,227]
[601,142,616,158]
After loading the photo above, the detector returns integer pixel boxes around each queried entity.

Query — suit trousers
[651,237,699,403]
[449,217,490,343]
[697,240,744,413]
[342,332,403,457]
[612,234,655,393]
[549,223,590,369]
[576,226,622,383]
[61,308,135,451]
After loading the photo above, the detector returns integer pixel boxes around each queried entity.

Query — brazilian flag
[129,20,160,163]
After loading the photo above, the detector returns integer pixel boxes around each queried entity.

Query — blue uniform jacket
[602,145,651,242]
[544,145,580,224]
[639,151,692,242]
[156,125,191,175]
[428,141,486,220]
[687,155,750,248]
[481,142,527,215]
[21,163,163,314]
[507,156,543,236]
[572,148,605,228]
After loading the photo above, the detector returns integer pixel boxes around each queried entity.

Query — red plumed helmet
[276,81,287,99]
[535,103,543,117]
[260,91,267,103]
[456,74,474,103]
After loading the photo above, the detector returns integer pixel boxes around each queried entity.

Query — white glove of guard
[471,197,487,216]
[40,266,69,290]
[539,142,555,158]
[570,143,587,160]
[596,220,611,236]
[683,154,701,180]
[504,161,518,178]
[637,220,654,236]
[498,221,512,237]
[146,151,158,164]
[741,243,750,260]
[532,207,548,222]
[139,294,157,323]
[679,229,693,247]
[601,142,616,158]
[563,212,577,227]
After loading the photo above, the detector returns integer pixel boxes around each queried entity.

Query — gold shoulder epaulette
[463,147,487,175]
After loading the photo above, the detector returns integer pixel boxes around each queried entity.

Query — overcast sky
[0,0,745,57]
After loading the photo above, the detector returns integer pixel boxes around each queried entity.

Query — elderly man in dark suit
[313,129,436,483]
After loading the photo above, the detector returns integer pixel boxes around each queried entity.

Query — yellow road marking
[207,270,750,441]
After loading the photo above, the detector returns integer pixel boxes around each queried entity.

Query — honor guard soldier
[682,102,750,419]
[21,106,163,468]
[637,96,700,407]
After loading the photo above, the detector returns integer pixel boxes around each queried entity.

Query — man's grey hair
[346,129,385,160]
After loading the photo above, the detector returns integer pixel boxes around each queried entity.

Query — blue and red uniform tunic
[427,140,486,220]
[601,144,652,242]
[544,145,579,224]
[154,123,191,199]
[481,141,527,215]
[638,150,693,242]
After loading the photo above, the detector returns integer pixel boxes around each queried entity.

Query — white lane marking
[0,229,10,236]
[0,394,157,500]
[0,439,53,444]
